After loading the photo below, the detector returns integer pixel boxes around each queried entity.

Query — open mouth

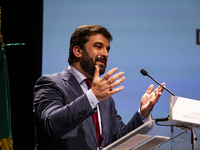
[98,60,105,65]
[96,57,106,66]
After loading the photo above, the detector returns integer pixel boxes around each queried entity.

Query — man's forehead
[89,33,109,44]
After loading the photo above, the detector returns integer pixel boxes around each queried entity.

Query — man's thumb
[94,65,99,79]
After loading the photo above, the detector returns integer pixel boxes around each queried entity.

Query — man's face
[80,34,110,77]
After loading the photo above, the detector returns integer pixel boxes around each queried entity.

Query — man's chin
[98,65,106,75]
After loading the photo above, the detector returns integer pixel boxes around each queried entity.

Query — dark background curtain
[1,1,43,149]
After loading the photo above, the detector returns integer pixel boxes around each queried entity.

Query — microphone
[140,69,176,96]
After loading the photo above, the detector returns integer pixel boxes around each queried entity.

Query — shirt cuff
[86,89,100,109]
[138,108,152,123]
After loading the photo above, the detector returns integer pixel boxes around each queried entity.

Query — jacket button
[78,113,83,119]
[83,111,87,115]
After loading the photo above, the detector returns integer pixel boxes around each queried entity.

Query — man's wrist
[138,108,152,123]
[86,89,100,109]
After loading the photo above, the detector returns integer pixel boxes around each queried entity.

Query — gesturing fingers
[109,85,125,94]
[154,83,165,96]
[107,71,124,85]
[146,84,154,94]
[93,65,100,80]
[92,67,125,101]
[102,67,119,80]
[104,68,125,91]
[140,83,166,117]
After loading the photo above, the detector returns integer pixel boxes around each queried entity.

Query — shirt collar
[68,65,87,84]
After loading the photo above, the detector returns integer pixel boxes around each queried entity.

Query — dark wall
[1,1,43,149]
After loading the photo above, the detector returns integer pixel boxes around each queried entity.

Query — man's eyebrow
[93,42,110,51]
[93,42,103,45]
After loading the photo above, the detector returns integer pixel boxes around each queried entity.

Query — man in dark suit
[33,25,165,150]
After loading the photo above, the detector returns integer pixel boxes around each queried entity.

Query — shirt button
[91,102,94,106]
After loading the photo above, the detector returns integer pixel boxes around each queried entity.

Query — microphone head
[140,69,148,76]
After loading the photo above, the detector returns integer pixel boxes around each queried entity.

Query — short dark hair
[68,25,113,65]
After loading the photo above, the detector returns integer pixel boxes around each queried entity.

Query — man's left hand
[140,83,165,117]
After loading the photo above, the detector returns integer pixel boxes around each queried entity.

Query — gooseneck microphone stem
[147,74,176,96]
[140,69,176,96]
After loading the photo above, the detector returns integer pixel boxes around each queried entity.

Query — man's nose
[101,47,109,58]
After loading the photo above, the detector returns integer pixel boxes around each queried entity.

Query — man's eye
[95,45,102,49]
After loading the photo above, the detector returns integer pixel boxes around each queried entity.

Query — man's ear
[73,46,82,58]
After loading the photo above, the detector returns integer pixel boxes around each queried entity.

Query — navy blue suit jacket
[33,67,143,150]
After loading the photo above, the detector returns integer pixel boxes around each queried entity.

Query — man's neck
[71,63,93,80]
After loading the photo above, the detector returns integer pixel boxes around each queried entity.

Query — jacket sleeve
[33,75,94,139]
[112,103,144,142]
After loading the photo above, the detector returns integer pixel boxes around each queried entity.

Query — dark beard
[80,49,107,77]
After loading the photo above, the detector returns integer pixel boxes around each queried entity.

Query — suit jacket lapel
[61,67,83,98]
[61,66,99,146]
[86,115,99,146]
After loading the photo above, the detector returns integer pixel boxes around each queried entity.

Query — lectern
[99,96,200,150]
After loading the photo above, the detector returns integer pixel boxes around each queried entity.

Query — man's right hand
[91,65,125,101]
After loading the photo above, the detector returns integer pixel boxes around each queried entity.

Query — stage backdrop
[42,1,200,124]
